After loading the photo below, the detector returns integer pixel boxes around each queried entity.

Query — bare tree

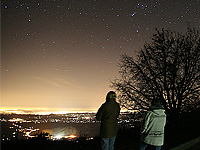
[112,27,200,117]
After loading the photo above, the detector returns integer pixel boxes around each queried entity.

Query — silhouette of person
[96,91,120,150]
[139,99,166,150]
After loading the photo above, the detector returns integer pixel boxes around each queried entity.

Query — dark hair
[106,91,116,101]
[151,99,162,106]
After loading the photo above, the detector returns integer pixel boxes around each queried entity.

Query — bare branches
[112,27,200,116]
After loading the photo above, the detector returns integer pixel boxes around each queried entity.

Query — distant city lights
[0,107,98,115]
[1,109,142,142]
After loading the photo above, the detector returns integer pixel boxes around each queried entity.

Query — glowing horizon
[0,106,133,115]
[0,107,98,115]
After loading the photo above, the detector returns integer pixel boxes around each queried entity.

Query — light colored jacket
[141,106,166,146]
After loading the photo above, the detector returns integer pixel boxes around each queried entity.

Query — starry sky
[1,0,200,112]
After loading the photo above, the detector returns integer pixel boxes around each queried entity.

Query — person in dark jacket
[139,99,166,150]
[96,91,120,150]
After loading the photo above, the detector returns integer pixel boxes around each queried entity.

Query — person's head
[106,91,116,102]
[151,99,162,106]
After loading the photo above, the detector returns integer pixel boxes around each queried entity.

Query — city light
[52,135,77,140]
[1,110,142,141]
[65,135,77,139]
[54,135,62,140]
[0,107,98,115]
[8,118,24,122]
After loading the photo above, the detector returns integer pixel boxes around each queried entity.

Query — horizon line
[0,107,98,115]
[0,107,133,115]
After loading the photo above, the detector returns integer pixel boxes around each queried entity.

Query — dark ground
[2,108,200,150]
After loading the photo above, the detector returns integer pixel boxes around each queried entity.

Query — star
[131,12,137,16]
[1,0,200,110]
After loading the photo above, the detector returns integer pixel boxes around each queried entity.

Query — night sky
[1,0,200,112]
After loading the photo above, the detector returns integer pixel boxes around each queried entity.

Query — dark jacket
[141,106,166,146]
[96,99,120,138]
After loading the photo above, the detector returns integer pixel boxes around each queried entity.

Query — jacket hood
[149,106,166,116]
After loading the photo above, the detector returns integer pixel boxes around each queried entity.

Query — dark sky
[1,0,200,112]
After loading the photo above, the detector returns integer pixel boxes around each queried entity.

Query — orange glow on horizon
[0,107,98,115]
[0,107,133,115]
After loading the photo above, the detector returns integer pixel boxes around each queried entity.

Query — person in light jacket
[96,91,120,150]
[139,99,166,150]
